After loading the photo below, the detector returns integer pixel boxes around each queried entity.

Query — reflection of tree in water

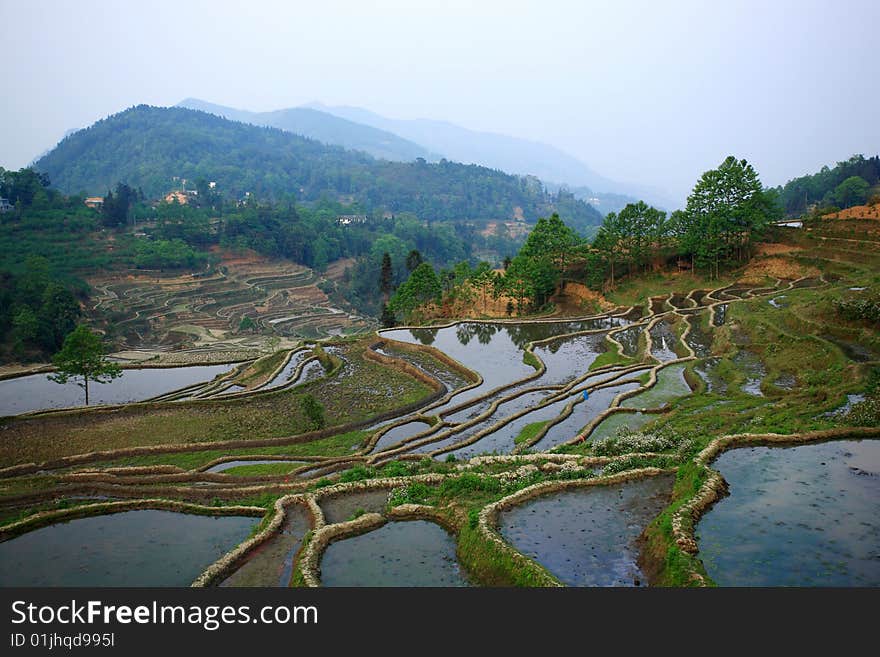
[503,321,589,349]
[410,328,439,345]
[455,323,498,346]
[474,324,497,345]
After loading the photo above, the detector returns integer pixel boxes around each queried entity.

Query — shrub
[832,297,880,325]
[592,427,684,456]
[301,394,325,430]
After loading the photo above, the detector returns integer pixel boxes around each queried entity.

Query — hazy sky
[2,0,878,203]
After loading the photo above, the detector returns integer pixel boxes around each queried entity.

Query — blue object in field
[583,390,589,401]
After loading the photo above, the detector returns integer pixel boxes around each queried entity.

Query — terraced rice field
[89,250,373,351]
[0,218,878,588]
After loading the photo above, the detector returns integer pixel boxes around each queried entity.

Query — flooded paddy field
[498,475,673,586]
[4,259,876,590]
[221,504,312,587]
[649,319,681,362]
[319,489,392,524]
[205,459,306,474]
[697,440,880,586]
[0,363,238,416]
[0,510,257,586]
[621,364,690,409]
[532,382,641,450]
[319,520,470,586]
[371,420,437,453]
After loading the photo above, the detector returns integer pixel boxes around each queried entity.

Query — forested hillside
[177,98,438,163]
[774,154,880,216]
[35,106,602,230]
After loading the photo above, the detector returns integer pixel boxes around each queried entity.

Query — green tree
[614,201,667,272]
[49,324,122,405]
[11,307,39,354]
[834,176,869,208]
[380,303,396,328]
[39,284,82,351]
[593,210,626,286]
[302,394,325,430]
[681,156,773,278]
[388,262,442,321]
[519,213,581,277]
[379,252,393,301]
[405,249,424,272]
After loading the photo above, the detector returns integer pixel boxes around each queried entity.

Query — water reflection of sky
[697,440,880,586]
[0,510,256,586]
[499,475,673,586]
[0,363,238,416]
[320,520,470,586]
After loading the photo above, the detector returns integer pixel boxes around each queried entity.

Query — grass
[78,430,371,471]
[220,462,305,477]
[6,222,880,588]
[522,350,541,371]
[0,339,432,467]
[621,364,691,409]
[639,460,713,587]
[604,270,733,308]
[236,350,289,387]
[513,421,550,446]
[589,339,635,371]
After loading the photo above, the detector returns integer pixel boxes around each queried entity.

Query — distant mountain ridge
[305,101,673,209]
[175,98,671,210]
[34,105,603,232]
[177,98,439,163]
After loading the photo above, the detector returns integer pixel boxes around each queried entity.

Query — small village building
[84,196,104,209]
[336,214,369,226]
[164,191,189,204]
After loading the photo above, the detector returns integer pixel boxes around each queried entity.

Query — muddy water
[684,314,713,358]
[712,304,729,326]
[650,297,669,314]
[375,345,470,392]
[297,359,328,384]
[383,324,536,411]
[440,397,571,459]
[320,520,470,586]
[0,510,256,586]
[613,325,643,357]
[221,504,312,587]
[733,350,766,396]
[697,440,880,586]
[319,489,391,524]
[444,389,555,426]
[498,475,673,586]
[0,363,238,416]
[669,294,690,309]
[383,317,629,413]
